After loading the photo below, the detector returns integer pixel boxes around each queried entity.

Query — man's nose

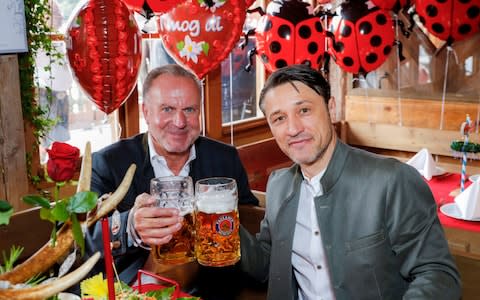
[286,116,303,136]
[173,111,187,127]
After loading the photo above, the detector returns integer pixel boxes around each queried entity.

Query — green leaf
[23,195,51,209]
[51,201,70,222]
[71,214,85,256]
[67,191,98,213]
[178,297,201,300]
[202,42,210,56]
[39,207,54,222]
[0,200,13,226]
[146,286,175,300]
[177,41,185,51]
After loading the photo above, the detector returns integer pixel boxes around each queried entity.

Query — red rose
[46,142,80,182]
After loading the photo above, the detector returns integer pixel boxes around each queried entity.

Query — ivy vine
[20,0,63,184]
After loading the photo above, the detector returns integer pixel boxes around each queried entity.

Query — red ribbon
[101,217,116,300]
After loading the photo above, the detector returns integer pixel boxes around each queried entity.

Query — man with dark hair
[83,64,258,298]
[239,64,461,300]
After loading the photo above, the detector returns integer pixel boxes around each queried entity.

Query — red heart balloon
[66,0,142,114]
[159,0,246,79]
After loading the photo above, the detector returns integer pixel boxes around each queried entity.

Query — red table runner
[426,173,480,232]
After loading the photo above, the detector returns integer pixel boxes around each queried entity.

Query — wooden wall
[0,55,29,211]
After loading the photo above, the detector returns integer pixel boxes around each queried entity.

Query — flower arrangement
[22,142,98,255]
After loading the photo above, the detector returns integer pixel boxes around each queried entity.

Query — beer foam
[196,191,236,214]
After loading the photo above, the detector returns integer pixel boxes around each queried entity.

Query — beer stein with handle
[150,176,195,265]
[194,177,241,267]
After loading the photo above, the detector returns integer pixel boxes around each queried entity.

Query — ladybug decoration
[242,0,329,73]
[328,0,396,74]
[415,0,480,45]
[370,0,412,13]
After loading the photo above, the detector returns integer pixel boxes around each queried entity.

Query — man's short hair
[143,64,202,101]
[259,64,331,113]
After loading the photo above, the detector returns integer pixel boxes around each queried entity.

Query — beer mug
[150,176,195,265]
[194,177,240,267]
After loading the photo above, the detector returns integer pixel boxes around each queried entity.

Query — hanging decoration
[158,0,246,79]
[122,0,183,15]
[328,0,396,75]
[415,0,480,45]
[66,0,142,114]
[242,0,329,73]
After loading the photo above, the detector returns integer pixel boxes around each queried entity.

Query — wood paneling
[0,55,29,211]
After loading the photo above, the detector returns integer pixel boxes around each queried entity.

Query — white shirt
[127,134,196,248]
[292,170,336,300]
[147,133,196,177]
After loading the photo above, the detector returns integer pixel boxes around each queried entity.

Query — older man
[83,64,258,297]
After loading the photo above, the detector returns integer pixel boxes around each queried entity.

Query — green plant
[0,246,24,274]
[20,0,63,182]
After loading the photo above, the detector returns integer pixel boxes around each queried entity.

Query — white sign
[0,0,28,54]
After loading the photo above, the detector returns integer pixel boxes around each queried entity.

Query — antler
[0,252,100,300]
[0,142,136,297]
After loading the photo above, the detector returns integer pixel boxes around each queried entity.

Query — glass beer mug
[195,177,240,267]
[150,176,195,265]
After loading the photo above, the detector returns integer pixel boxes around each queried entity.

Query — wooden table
[426,173,480,300]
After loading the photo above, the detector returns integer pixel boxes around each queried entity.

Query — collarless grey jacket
[240,140,461,300]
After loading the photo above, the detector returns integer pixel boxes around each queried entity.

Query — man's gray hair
[143,64,202,101]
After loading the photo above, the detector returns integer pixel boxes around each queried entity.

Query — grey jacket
[240,140,461,300]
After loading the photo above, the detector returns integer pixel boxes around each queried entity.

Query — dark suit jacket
[82,133,258,298]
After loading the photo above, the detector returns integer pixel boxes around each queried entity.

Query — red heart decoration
[159,0,246,79]
[66,0,142,114]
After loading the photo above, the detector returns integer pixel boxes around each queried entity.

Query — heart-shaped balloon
[66,0,142,114]
[122,0,182,14]
[159,0,246,79]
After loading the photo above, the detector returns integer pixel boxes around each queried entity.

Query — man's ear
[328,97,336,122]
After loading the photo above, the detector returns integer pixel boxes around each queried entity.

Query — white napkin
[454,179,480,219]
[406,148,442,180]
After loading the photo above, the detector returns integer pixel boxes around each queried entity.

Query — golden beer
[150,176,195,265]
[152,211,195,264]
[195,177,240,267]
[195,209,240,266]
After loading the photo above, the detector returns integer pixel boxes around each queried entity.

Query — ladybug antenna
[245,47,258,72]
[247,7,266,16]
[394,40,406,61]
[240,29,256,49]
[142,2,155,20]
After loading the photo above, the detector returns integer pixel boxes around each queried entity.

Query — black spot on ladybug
[341,25,352,37]
[308,42,318,54]
[315,21,323,33]
[359,21,372,35]
[384,45,392,55]
[278,25,291,39]
[343,57,354,67]
[275,59,287,69]
[436,0,447,3]
[264,19,273,32]
[426,5,438,17]
[270,41,282,53]
[299,25,312,39]
[458,24,472,35]
[301,60,312,67]
[376,14,387,26]
[366,53,378,64]
[432,23,445,34]
[467,6,480,19]
[370,35,382,47]
[261,54,269,64]
[334,41,344,53]
[459,0,470,3]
